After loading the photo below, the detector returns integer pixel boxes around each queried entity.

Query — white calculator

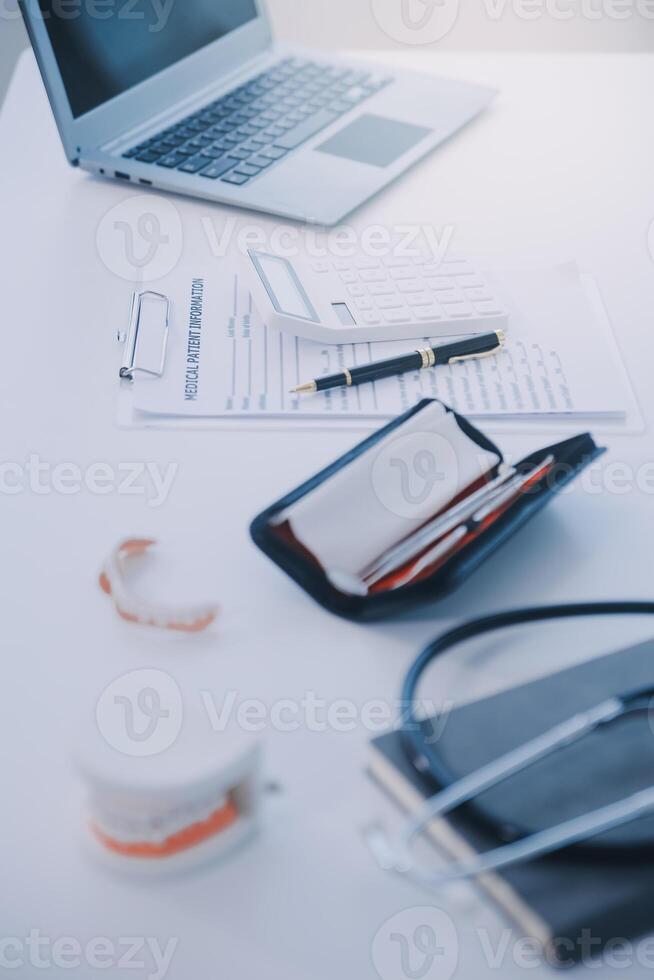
[245,249,508,344]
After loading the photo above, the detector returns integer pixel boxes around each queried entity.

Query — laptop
[20,0,495,226]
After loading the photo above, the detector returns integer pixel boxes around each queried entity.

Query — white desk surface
[3,48,654,980]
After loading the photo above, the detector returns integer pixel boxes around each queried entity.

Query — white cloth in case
[279,402,500,579]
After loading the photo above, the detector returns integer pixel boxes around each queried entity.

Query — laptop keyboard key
[135,149,164,162]
[221,172,250,185]
[200,145,225,159]
[260,146,288,161]
[241,139,267,152]
[178,154,211,173]
[263,126,286,139]
[158,152,190,168]
[249,155,274,168]
[199,157,240,179]
[234,163,262,176]
[229,148,253,160]
[274,110,340,150]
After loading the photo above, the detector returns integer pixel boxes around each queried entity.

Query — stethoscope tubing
[400,601,654,860]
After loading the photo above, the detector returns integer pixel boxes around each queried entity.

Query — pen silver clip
[448,330,506,365]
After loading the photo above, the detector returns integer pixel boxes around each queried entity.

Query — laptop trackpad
[316,114,431,168]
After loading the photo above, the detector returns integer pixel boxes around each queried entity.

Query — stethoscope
[367,602,654,887]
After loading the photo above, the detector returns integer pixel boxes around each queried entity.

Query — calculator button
[474,300,505,315]
[375,295,404,310]
[368,282,395,296]
[353,257,381,270]
[397,279,423,293]
[333,260,351,271]
[382,256,411,267]
[440,260,474,276]
[443,301,475,317]
[465,286,493,301]
[311,261,330,273]
[424,277,452,291]
[339,271,357,283]
[382,309,411,323]
[390,267,416,280]
[419,263,445,277]
[360,269,387,283]
[457,275,485,288]
[347,284,367,297]
[414,305,444,320]
[407,291,435,307]
[354,297,374,310]
[438,288,464,304]
[361,311,383,325]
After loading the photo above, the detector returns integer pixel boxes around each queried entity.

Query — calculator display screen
[250,253,319,323]
[332,303,356,326]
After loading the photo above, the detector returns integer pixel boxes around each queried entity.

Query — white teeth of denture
[93,791,231,843]
[99,539,219,632]
[78,696,260,872]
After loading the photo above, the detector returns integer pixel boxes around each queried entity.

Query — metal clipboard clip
[118,290,171,381]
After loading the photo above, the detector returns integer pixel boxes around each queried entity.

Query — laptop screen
[37,0,259,119]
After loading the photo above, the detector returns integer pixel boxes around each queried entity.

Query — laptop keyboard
[121,57,392,186]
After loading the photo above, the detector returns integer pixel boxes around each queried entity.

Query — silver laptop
[20,0,494,226]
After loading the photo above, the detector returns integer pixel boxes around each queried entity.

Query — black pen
[291,330,506,394]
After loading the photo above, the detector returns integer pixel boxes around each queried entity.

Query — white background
[267,0,654,50]
[3,0,654,105]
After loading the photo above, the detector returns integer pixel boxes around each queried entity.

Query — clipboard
[113,270,642,434]
[118,289,171,381]
[114,284,370,432]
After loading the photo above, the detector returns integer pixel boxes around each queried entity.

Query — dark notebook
[369,639,654,967]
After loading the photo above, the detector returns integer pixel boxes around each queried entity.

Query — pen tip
[291,382,317,395]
